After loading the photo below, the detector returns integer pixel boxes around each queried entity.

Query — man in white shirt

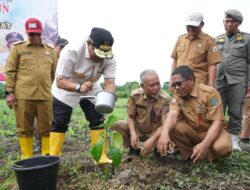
[50,27,116,164]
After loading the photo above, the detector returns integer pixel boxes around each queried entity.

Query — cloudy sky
[58,0,250,85]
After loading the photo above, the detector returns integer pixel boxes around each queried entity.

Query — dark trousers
[216,78,246,135]
[51,97,104,133]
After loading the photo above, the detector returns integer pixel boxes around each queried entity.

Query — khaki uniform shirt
[127,88,171,136]
[52,40,116,107]
[4,41,57,100]
[216,30,250,85]
[170,83,224,131]
[171,32,221,84]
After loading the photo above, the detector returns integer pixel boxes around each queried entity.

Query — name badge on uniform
[45,51,50,56]
[196,104,206,114]
[23,51,32,54]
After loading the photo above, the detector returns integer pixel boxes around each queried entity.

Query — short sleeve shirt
[52,39,116,107]
[127,88,171,136]
[171,32,221,84]
[170,83,224,131]
[5,41,57,100]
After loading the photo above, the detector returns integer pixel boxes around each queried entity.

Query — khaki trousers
[110,120,153,147]
[241,97,250,138]
[170,120,232,161]
[14,100,52,137]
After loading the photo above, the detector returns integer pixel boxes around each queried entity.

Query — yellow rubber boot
[41,136,50,155]
[49,132,65,156]
[90,129,112,164]
[19,136,33,160]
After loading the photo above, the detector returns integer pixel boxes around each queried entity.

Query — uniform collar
[26,40,44,47]
[189,82,199,98]
[142,90,159,102]
[185,31,205,40]
[226,29,241,36]
[85,42,90,59]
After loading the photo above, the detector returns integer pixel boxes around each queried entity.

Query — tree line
[114,81,171,98]
[0,81,171,99]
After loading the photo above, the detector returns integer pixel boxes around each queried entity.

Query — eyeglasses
[28,33,41,37]
[171,79,186,89]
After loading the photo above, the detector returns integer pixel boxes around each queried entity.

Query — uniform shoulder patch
[199,83,212,92]
[216,34,226,39]
[209,97,218,106]
[130,88,143,96]
[13,41,25,46]
[44,43,55,49]
[217,38,225,43]
[159,90,171,100]
[178,33,186,38]
[204,33,215,40]
[240,31,250,35]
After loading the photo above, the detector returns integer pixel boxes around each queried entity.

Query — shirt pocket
[136,107,147,120]
[176,45,186,57]
[231,44,246,58]
[19,55,35,70]
[191,48,205,61]
[44,55,54,65]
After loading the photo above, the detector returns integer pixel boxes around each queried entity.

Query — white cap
[185,11,204,26]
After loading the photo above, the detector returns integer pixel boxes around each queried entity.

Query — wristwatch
[75,84,81,93]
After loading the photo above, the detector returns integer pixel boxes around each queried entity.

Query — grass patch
[0,99,250,189]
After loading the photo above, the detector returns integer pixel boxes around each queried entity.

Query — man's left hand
[140,137,155,156]
[191,143,209,163]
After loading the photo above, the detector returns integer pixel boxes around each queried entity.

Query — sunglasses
[28,33,41,37]
[171,79,186,88]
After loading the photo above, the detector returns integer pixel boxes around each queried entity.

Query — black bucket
[12,156,60,190]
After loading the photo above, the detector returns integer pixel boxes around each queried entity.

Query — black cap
[55,38,69,46]
[89,27,114,59]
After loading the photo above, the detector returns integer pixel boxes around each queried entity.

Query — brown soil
[54,137,250,190]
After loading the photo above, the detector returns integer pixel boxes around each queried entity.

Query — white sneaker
[231,134,241,151]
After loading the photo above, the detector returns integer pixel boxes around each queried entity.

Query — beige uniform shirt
[4,41,57,100]
[171,32,221,84]
[52,40,116,107]
[127,88,171,137]
[170,83,224,131]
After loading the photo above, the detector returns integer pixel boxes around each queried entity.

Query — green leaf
[110,131,123,148]
[110,147,122,167]
[91,142,103,163]
[105,115,119,127]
